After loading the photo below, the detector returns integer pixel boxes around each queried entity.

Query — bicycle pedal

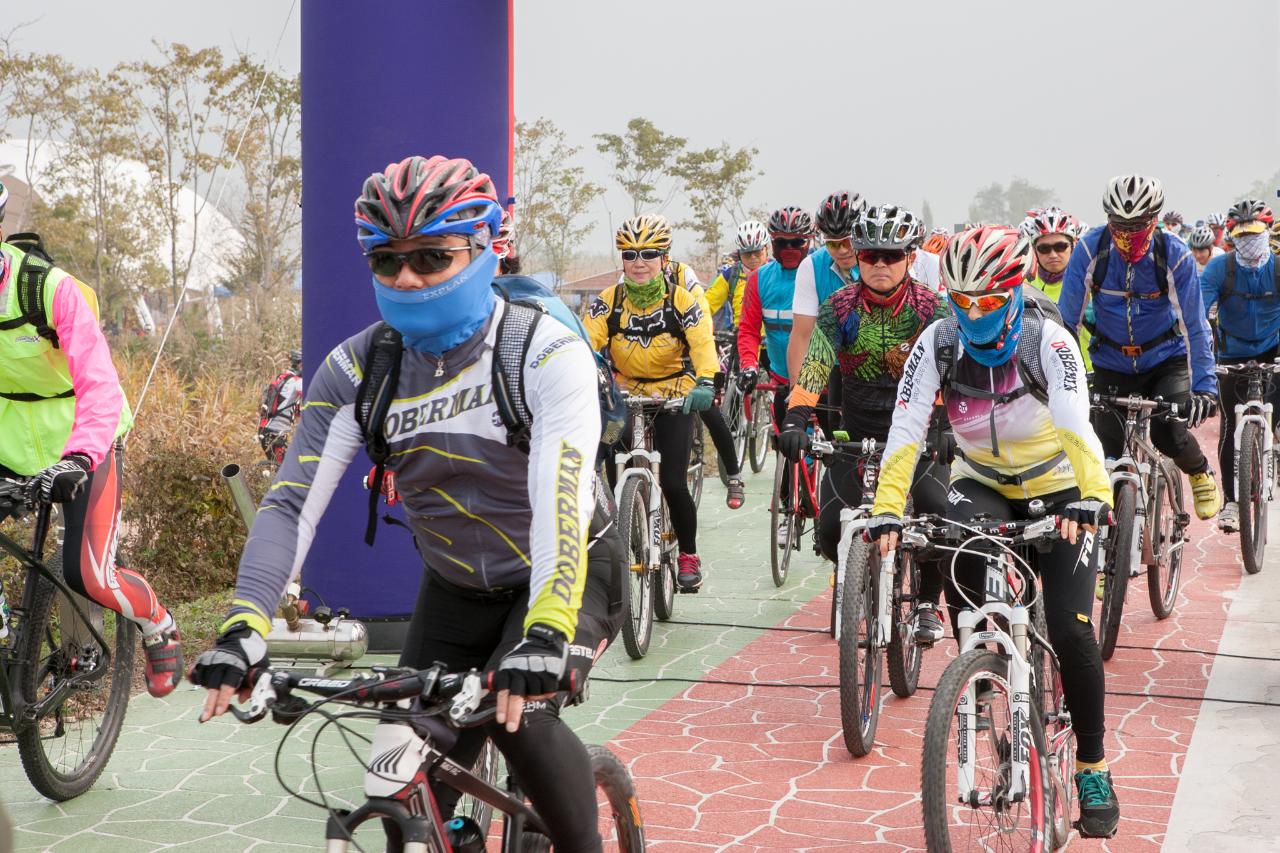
[676,586,701,594]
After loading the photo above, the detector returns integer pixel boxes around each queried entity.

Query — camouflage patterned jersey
[789,279,947,438]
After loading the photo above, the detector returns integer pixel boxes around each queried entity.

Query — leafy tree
[214,53,301,321]
[671,143,760,256]
[593,118,686,215]
[0,46,80,231]
[514,118,602,281]
[1243,168,1280,205]
[967,177,1054,226]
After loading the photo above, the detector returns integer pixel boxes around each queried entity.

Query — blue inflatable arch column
[299,0,513,651]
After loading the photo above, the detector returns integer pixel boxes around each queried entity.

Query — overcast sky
[10,0,1280,250]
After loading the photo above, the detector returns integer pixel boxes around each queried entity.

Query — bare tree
[593,118,686,215]
[671,143,760,256]
[514,117,603,280]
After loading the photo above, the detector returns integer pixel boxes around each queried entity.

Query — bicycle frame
[1228,369,1277,503]
[1105,400,1173,567]
[830,439,884,636]
[613,401,677,577]
[0,505,116,736]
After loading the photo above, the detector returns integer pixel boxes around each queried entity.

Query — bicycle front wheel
[589,744,646,852]
[747,390,773,473]
[770,454,797,587]
[921,649,1053,853]
[16,551,136,801]
[1097,483,1136,660]
[617,478,654,660]
[1238,422,1268,576]
[687,424,704,510]
[887,548,922,699]
[839,536,881,756]
[1147,458,1185,617]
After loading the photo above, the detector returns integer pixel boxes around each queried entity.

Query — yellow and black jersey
[583,282,717,398]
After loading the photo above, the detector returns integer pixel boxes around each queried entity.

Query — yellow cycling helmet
[616,214,673,252]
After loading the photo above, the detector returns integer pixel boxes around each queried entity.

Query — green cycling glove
[682,378,715,414]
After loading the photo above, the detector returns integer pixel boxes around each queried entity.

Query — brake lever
[448,672,485,723]
[229,670,277,724]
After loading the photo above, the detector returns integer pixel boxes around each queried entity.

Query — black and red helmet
[814,190,866,239]
[769,206,814,237]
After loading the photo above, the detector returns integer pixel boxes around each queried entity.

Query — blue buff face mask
[952,288,1023,367]
[371,247,500,355]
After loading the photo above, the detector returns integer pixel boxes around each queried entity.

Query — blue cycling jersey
[1201,253,1280,358]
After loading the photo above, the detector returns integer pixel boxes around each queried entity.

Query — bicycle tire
[747,390,772,473]
[1097,483,1136,661]
[687,425,704,510]
[587,744,646,852]
[1039,639,1074,851]
[1239,422,1267,576]
[886,548,922,699]
[839,536,881,756]
[16,550,136,801]
[829,560,842,639]
[1147,458,1185,616]
[456,739,499,836]
[770,455,796,587]
[921,649,1053,853]
[653,495,676,622]
[617,479,654,660]
[716,386,745,488]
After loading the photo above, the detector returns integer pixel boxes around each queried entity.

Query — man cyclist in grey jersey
[190,155,621,853]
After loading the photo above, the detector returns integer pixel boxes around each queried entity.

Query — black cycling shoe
[1074,769,1120,838]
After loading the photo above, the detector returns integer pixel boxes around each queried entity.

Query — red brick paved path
[608,514,1241,851]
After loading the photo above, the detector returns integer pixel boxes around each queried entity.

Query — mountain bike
[614,395,686,659]
[228,663,645,852]
[1215,359,1280,575]
[712,329,749,487]
[743,379,779,474]
[1091,393,1190,660]
[0,478,136,801]
[913,512,1074,852]
[768,412,825,588]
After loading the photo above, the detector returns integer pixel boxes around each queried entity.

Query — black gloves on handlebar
[1062,499,1110,528]
[776,411,811,462]
[865,514,903,544]
[1185,392,1218,429]
[736,367,759,393]
[188,625,269,691]
[33,453,92,504]
[490,624,568,697]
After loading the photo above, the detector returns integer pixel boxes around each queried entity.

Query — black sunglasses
[1035,241,1072,255]
[857,249,907,266]
[773,237,808,249]
[366,246,471,276]
[620,249,665,262]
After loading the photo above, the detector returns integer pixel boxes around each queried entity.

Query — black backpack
[0,233,60,347]
[353,300,622,546]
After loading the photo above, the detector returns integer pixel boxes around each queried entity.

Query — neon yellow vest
[0,242,132,474]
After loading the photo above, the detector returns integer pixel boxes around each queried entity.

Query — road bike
[0,477,136,801]
[712,329,749,487]
[768,411,825,588]
[1215,359,1280,574]
[912,511,1075,851]
[613,395,686,659]
[1091,393,1190,660]
[229,663,645,851]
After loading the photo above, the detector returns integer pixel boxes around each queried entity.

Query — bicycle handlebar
[897,512,1063,548]
[808,437,883,460]
[1215,359,1280,376]
[622,394,687,413]
[1090,392,1183,418]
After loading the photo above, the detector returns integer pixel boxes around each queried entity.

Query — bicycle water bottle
[0,582,9,641]
[444,816,486,853]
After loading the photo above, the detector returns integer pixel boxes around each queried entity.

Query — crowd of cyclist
[8,148,1273,849]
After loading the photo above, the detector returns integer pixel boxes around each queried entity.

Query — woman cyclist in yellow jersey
[584,215,720,591]
[868,226,1120,839]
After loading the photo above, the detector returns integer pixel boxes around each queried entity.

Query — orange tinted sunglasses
[949,290,1012,312]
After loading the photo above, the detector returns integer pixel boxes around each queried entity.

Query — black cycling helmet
[289,349,302,370]
[814,190,866,240]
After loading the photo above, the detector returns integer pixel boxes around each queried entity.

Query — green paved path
[1,466,816,851]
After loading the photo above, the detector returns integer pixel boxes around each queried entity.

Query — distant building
[560,268,621,311]
[0,173,39,232]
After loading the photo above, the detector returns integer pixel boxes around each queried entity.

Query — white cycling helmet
[1206,212,1227,227]
[1102,174,1164,221]
[941,226,1036,293]
[1187,225,1215,250]
[1019,206,1079,241]
[735,220,769,252]
[851,204,924,251]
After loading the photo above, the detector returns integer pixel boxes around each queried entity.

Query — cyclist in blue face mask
[192,155,621,853]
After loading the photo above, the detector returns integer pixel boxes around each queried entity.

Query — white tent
[0,138,246,334]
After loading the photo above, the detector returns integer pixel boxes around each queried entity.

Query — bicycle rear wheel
[1097,483,1136,661]
[1238,422,1268,576]
[617,479,654,660]
[16,550,136,801]
[747,390,772,473]
[921,649,1053,853]
[716,386,747,487]
[886,548,922,699]
[687,424,704,510]
[770,455,797,587]
[839,536,881,756]
[1147,458,1185,617]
